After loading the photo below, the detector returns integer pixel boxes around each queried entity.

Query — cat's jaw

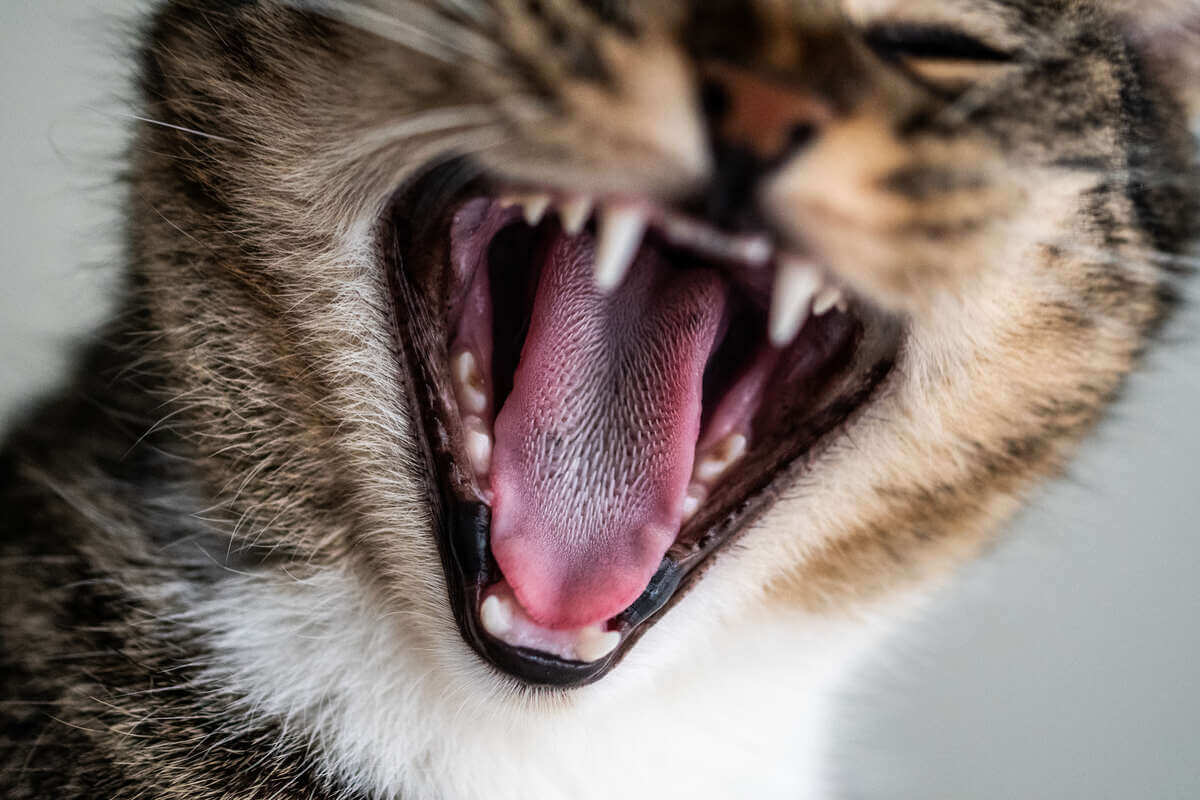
[383,167,903,687]
[188,563,900,800]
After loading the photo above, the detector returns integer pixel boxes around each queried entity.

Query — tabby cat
[2,0,1197,797]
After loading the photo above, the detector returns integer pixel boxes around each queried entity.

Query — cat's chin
[383,159,902,688]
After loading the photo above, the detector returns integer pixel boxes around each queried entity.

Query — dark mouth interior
[385,161,902,688]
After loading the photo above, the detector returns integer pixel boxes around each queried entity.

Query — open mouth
[384,161,902,688]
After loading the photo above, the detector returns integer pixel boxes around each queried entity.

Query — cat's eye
[866,25,1014,63]
[866,24,1018,93]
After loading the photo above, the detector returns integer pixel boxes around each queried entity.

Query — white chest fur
[188,569,886,800]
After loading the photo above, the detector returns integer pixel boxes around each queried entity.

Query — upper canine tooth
[594,205,647,292]
[769,257,822,346]
[576,627,621,662]
[559,196,593,236]
[521,194,551,226]
[812,286,844,317]
[480,595,515,637]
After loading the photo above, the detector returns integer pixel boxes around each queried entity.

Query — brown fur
[2,0,1197,796]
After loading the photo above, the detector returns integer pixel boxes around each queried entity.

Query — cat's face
[133,0,1198,691]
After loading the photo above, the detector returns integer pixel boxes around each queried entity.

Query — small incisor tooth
[594,205,647,292]
[480,595,514,637]
[499,194,551,226]
[453,351,487,414]
[738,235,774,267]
[559,196,593,236]
[682,483,706,521]
[521,194,551,226]
[812,286,844,316]
[694,433,748,483]
[769,257,822,346]
[576,627,621,662]
[463,416,492,476]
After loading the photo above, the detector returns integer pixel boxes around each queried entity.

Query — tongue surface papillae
[491,232,727,630]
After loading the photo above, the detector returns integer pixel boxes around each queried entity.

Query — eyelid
[896,57,1019,93]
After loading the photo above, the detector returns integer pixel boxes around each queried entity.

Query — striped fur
[2,1,1197,797]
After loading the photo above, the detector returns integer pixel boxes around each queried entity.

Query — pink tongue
[490,232,726,630]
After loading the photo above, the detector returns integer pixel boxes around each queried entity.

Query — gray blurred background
[2,2,1198,797]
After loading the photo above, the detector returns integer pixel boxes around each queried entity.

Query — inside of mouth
[442,194,859,664]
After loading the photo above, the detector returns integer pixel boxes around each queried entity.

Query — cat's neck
[188,565,887,800]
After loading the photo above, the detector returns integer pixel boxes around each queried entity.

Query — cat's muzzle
[384,160,902,687]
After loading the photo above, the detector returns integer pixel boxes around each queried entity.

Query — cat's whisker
[338,106,502,159]
[283,0,503,67]
[378,125,511,169]
[87,107,236,143]
[434,0,492,26]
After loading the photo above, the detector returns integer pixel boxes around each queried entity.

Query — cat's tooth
[812,286,844,317]
[694,433,748,483]
[452,351,487,415]
[576,627,621,662]
[682,483,706,521]
[559,196,593,236]
[480,595,514,637]
[769,257,822,346]
[463,416,492,476]
[594,205,647,292]
[521,194,551,226]
[739,235,774,267]
[498,193,551,226]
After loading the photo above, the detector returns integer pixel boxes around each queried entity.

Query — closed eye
[865,25,1015,63]
[865,24,1019,94]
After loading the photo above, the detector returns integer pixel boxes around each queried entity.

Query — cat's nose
[698,63,833,231]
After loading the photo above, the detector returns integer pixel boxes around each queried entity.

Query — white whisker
[87,107,235,143]
[434,0,492,25]
[283,0,503,67]
[348,105,500,153]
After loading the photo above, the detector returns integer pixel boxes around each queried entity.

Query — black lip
[443,500,612,686]
[384,159,902,689]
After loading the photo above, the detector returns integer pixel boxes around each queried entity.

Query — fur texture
[2,1,1197,797]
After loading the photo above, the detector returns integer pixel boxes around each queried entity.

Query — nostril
[784,122,818,157]
[694,64,831,231]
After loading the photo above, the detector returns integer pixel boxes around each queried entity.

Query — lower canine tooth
[695,433,748,483]
[594,206,647,292]
[559,196,593,235]
[812,286,843,316]
[463,416,492,476]
[769,258,822,346]
[576,628,621,662]
[480,595,514,637]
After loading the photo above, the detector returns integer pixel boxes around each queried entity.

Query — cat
[2,0,1197,798]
